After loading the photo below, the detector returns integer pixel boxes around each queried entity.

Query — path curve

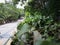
[0,19,24,45]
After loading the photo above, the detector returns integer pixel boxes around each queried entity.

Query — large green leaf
[17,23,31,38]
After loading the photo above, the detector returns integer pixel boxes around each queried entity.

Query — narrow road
[0,19,24,45]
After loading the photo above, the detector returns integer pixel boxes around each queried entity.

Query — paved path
[0,19,24,45]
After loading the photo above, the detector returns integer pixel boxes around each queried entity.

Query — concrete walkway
[0,19,24,45]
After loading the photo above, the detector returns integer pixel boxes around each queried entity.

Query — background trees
[0,0,23,24]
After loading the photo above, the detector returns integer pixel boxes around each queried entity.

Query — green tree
[0,2,22,24]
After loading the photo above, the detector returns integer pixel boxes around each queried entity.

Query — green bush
[11,0,60,45]
[0,3,22,24]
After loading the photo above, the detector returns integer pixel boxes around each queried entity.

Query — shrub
[0,3,21,24]
[11,0,60,45]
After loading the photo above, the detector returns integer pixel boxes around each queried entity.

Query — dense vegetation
[11,0,60,45]
[2,0,59,45]
[0,2,23,25]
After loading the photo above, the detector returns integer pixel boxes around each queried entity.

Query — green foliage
[24,0,60,40]
[11,0,60,45]
[12,0,20,5]
[0,3,21,24]
[11,23,32,45]
[17,23,31,37]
